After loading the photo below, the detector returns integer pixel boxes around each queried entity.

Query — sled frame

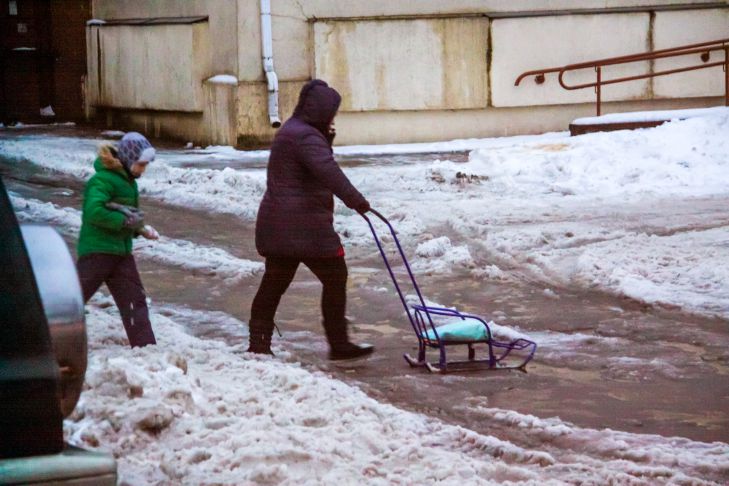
[362,209,536,374]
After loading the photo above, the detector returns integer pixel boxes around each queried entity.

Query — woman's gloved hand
[355,200,371,215]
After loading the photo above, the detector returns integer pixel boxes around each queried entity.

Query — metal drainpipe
[260,0,281,128]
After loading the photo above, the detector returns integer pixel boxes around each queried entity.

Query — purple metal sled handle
[360,209,436,336]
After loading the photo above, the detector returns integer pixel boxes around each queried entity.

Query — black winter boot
[324,318,374,360]
[247,319,274,355]
[329,342,374,361]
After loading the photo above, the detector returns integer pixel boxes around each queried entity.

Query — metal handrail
[515,38,729,115]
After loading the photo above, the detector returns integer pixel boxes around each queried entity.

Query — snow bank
[412,236,474,274]
[333,132,569,156]
[467,111,729,199]
[563,227,729,316]
[65,303,729,485]
[473,207,729,318]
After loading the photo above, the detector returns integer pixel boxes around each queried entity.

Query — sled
[362,209,537,373]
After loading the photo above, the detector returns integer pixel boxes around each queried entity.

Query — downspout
[260,0,281,128]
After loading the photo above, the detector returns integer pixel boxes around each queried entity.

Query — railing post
[595,66,602,116]
[725,46,728,107]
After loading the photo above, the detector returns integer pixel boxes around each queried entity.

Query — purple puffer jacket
[255,80,368,258]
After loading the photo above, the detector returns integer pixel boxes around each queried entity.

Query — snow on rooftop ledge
[86,19,106,25]
[572,106,729,125]
[206,75,238,85]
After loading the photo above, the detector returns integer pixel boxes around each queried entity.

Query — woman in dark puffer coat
[249,79,374,360]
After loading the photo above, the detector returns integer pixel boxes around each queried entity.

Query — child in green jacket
[77,132,158,347]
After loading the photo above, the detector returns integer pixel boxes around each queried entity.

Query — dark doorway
[0,0,90,125]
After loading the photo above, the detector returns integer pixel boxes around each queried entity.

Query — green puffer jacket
[77,144,140,257]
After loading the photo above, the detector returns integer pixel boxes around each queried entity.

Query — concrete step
[569,106,727,136]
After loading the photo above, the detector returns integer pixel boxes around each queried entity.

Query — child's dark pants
[77,253,156,348]
[250,256,348,348]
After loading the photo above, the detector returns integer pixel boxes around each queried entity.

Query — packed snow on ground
[63,301,729,485]
[1,108,728,317]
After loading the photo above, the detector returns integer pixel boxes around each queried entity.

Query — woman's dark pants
[250,256,349,351]
[77,253,156,348]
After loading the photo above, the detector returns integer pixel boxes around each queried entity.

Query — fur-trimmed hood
[292,79,341,136]
[97,143,124,171]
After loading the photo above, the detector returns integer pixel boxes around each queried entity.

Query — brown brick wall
[50,0,90,120]
[0,0,88,123]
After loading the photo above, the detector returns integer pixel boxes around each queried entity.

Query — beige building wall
[90,0,238,76]
[85,0,728,147]
[88,23,211,112]
[86,0,241,144]
[653,8,729,97]
[492,14,651,106]
[314,17,489,111]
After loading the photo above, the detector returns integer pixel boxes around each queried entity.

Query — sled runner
[362,209,536,373]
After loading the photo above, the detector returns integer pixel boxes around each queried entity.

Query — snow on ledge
[101,130,126,138]
[572,106,729,125]
[205,74,238,85]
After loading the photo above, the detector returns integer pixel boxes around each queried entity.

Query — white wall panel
[493,13,651,107]
[653,9,729,98]
[96,23,211,112]
[314,17,488,111]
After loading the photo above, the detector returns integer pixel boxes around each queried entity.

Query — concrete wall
[654,8,729,97]
[89,23,211,111]
[86,0,239,144]
[90,0,238,76]
[259,0,727,145]
[270,0,728,18]
[85,0,728,146]
[492,13,651,106]
[314,17,489,111]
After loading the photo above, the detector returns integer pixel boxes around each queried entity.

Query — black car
[0,176,116,485]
